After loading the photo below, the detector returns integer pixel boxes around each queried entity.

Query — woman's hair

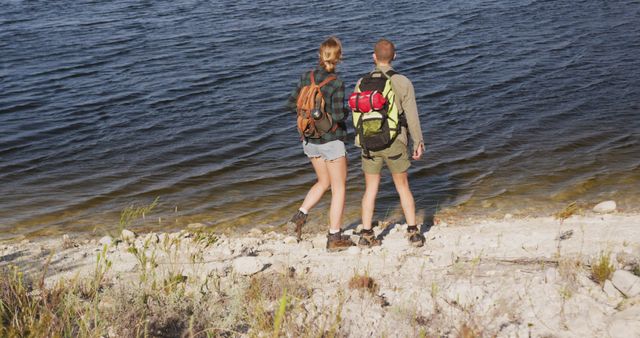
[318,37,342,73]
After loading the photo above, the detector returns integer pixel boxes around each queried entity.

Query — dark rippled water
[1,0,639,239]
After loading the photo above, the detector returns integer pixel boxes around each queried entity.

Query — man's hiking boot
[407,225,425,247]
[358,229,381,248]
[287,210,307,240]
[326,230,354,252]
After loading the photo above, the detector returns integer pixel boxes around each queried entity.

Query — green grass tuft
[591,251,615,285]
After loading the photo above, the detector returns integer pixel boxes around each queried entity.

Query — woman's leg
[326,156,347,232]
[300,157,331,212]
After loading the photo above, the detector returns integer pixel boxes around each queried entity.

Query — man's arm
[397,77,424,158]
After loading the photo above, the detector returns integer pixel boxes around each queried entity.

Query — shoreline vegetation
[1,202,639,337]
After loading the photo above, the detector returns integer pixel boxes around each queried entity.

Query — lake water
[1,0,639,240]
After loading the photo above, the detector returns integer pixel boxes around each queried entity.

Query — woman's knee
[316,179,331,191]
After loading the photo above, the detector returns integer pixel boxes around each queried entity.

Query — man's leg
[390,171,416,225]
[326,156,347,232]
[391,171,424,247]
[362,173,381,230]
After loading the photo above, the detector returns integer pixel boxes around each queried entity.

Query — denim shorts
[302,140,346,161]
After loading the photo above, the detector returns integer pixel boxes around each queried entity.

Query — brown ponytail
[318,37,342,73]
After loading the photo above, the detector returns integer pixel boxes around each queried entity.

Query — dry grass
[0,252,341,338]
[554,202,579,223]
[459,322,483,338]
[348,273,379,295]
[590,251,615,285]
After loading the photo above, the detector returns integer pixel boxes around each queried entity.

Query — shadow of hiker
[345,171,463,242]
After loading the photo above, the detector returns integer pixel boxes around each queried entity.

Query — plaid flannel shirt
[286,67,348,144]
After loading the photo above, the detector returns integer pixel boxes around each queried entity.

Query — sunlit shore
[1,203,639,337]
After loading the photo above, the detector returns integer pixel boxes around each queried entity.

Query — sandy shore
[1,209,640,337]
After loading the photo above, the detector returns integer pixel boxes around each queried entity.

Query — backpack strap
[318,74,336,87]
[310,70,316,85]
[310,70,336,87]
[384,69,397,78]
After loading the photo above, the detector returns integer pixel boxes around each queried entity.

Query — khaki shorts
[361,138,410,174]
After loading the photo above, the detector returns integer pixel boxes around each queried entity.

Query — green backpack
[351,70,404,157]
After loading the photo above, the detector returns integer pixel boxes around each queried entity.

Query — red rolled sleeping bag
[348,90,386,113]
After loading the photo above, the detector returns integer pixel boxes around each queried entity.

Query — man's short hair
[374,39,395,63]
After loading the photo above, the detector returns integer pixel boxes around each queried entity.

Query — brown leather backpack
[296,70,337,139]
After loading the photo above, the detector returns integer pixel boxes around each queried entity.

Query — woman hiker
[285,36,354,252]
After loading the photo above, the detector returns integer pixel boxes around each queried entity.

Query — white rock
[258,251,273,257]
[347,246,361,255]
[593,200,617,213]
[145,233,159,244]
[283,236,298,244]
[616,252,639,268]
[98,236,113,246]
[312,235,327,249]
[371,246,383,253]
[187,223,205,230]
[544,268,558,284]
[248,228,263,236]
[504,213,513,219]
[611,270,640,297]
[233,257,266,276]
[297,241,313,250]
[608,305,640,338]
[603,280,622,299]
[343,229,354,236]
[269,260,288,274]
[121,229,136,241]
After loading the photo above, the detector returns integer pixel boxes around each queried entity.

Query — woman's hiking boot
[287,210,307,240]
[326,230,354,252]
[358,228,381,248]
[406,225,425,247]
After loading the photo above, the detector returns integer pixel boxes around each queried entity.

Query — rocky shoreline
[1,206,639,337]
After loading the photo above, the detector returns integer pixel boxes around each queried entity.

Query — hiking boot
[358,229,381,248]
[287,210,307,240]
[407,225,425,247]
[326,230,354,252]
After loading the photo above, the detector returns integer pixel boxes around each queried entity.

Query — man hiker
[351,38,426,248]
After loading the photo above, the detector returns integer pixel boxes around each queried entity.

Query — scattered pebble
[593,200,617,214]
[232,257,266,276]
[121,229,136,241]
[98,236,113,246]
[611,270,640,297]
[248,228,263,236]
[187,223,205,230]
[347,246,361,255]
[603,280,622,299]
[283,236,298,244]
